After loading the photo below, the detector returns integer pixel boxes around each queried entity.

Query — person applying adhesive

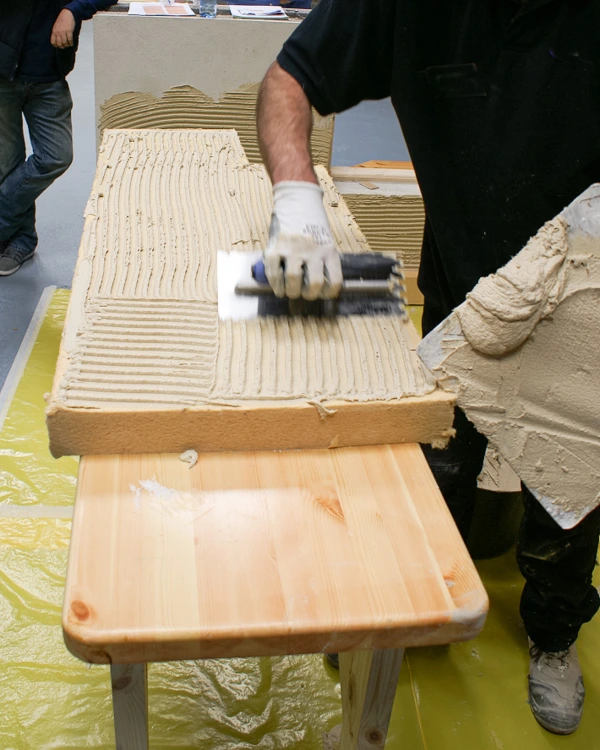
[256,0,600,736]
[0,0,115,277]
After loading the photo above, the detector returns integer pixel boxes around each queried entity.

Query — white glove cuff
[272,181,332,244]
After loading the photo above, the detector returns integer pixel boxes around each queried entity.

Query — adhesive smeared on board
[307,400,338,420]
[51,130,435,412]
[180,449,199,469]
[130,476,216,519]
[99,84,334,166]
[342,193,425,270]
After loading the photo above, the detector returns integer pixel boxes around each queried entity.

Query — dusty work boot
[0,245,35,276]
[528,639,585,734]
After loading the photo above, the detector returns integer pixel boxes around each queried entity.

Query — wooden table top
[63,444,488,664]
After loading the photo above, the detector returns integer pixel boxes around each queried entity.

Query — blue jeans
[0,78,73,254]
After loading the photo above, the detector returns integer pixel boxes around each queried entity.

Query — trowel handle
[252,259,270,285]
[251,253,402,286]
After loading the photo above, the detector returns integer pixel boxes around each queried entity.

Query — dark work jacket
[0,0,115,82]
[278,0,600,332]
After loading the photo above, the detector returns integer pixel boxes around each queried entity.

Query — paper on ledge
[229,5,287,18]
[129,3,194,15]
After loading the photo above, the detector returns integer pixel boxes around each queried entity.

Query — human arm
[257,63,342,299]
[257,62,317,185]
[51,9,76,49]
[51,1,116,48]
[63,0,117,22]
[256,0,395,298]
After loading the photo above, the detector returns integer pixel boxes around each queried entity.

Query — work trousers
[0,78,73,254]
[420,300,600,653]
[422,405,600,653]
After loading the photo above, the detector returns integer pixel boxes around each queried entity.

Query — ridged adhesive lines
[343,194,425,269]
[86,130,260,303]
[62,297,218,407]
[58,129,434,411]
[99,85,334,167]
[213,315,435,401]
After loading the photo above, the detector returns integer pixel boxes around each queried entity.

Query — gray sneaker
[528,639,585,735]
[0,246,35,276]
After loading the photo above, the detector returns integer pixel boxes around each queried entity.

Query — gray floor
[0,22,408,388]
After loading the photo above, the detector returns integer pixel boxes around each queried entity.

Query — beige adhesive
[456,215,568,356]
[99,84,334,166]
[47,129,454,457]
[418,185,600,528]
[341,194,425,270]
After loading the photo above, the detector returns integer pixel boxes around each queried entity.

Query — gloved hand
[264,181,343,300]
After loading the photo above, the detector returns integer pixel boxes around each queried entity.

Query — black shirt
[278,0,600,331]
[17,0,61,83]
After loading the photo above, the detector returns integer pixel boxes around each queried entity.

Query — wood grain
[111,663,148,750]
[339,649,405,750]
[331,166,417,184]
[63,445,488,664]
[354,161,414,170]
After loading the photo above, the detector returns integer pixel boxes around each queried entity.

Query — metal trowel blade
[218,250,274,321]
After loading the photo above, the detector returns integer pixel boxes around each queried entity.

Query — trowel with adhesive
[217,250,408,320]
[417,184,600,529]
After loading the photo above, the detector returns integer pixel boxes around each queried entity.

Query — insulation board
[47,129,454,456]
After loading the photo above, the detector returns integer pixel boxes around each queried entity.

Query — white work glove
[264,181,343,300]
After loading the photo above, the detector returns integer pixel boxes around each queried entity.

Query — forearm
[64,0,116,22]
[257,62,317,185]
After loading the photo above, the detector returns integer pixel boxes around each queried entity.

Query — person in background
[0,1,115,277]
[256,0,600,736]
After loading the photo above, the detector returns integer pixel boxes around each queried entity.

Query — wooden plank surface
[339,648,405,750]
[353,160,414,171]
[331,166,417,184]
[63,445,487,664]
[111,664,148,750]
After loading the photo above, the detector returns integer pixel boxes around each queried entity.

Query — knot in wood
[112,675,132,691]
[366,727,383,746]
[71,600,90,621]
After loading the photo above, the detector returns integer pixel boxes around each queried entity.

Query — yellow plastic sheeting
[2,290,599,749]
[404,305,600,748]
[409,553,600,749]
[0,290,78,507]
[0,290,421,749]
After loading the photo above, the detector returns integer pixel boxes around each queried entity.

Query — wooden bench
[62,444,487,749]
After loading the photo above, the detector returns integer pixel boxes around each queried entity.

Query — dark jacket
[0,0,115,81]
[278,0,600,329]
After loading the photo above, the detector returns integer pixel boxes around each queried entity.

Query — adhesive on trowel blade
[417,184,600,528]
[217,250,408,320]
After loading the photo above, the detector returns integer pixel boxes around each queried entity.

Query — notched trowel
[217,250,408,320]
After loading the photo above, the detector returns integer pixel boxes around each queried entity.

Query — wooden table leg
[338,648,405,750]
[111,663,149,750]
